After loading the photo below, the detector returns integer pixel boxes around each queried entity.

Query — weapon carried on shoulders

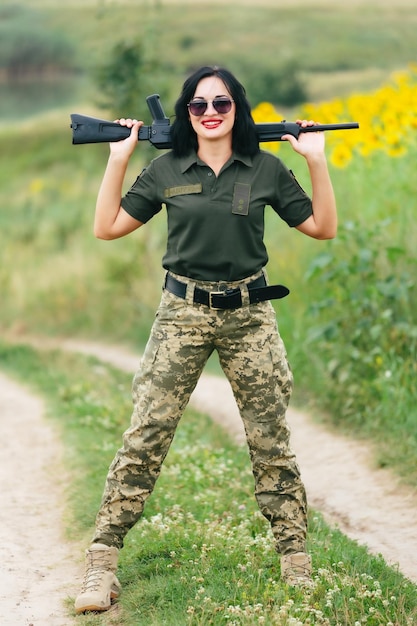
[70,94,359,149]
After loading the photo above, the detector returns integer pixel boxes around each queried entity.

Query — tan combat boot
[75,543,121,613]
[281,552,313,587]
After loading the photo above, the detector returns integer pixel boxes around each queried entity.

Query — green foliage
[0,4,75,77]
[296,217,417,475]
[305,220,416,375]
[94,39,307,113]
[238,60,308,107]
[93,39,172,121]
[0,121,163,344]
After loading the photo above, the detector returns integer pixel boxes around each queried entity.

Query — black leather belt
[164,273,289,310]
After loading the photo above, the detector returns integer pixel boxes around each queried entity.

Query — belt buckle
[209,290,225,310]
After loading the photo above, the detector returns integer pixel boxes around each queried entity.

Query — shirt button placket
[208,171,216,193]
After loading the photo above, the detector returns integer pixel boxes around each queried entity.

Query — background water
[0,74,91,121]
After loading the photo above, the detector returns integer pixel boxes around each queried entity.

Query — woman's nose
[204,101,216,114]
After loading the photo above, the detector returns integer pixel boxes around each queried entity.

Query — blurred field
[26,0,417,6]
[14,0,417,106]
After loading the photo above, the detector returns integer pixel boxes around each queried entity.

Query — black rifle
[70,94,359,149]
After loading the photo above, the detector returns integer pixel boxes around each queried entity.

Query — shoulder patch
[289,169,308,194]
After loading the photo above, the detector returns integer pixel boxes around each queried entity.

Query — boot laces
[81,552,113,592]
[288,557,310,577]
[282,553,312,585]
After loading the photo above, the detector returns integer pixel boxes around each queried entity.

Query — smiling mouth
[202,120,222,129]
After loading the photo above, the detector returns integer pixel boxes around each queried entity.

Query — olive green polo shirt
[121,150,313,281]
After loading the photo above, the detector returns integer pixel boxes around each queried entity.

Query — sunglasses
[187,97,234,116]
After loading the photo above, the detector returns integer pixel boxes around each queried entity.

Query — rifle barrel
[302,122,360,132]
[256,121,360,143]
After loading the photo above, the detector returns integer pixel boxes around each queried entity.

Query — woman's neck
[197,139,233,176]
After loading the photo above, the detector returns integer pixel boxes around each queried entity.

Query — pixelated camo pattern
[94,272,308,555]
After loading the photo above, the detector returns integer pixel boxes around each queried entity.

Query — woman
[75,65,337,613]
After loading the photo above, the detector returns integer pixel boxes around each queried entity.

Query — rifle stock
[70,94,359,148]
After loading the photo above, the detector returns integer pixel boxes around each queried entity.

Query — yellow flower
[29,178,45,195]
[253,65,417,166]
[330,143,352,168]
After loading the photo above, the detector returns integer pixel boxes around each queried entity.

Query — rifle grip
[146,94,169,122]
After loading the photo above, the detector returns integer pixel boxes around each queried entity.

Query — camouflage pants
[93,270,308,555]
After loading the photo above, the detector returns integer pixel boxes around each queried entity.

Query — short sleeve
[121,159,163,223]
[271,161,313,227]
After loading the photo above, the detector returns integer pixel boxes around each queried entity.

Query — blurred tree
[93,39,173,122]
[239,61,308,107]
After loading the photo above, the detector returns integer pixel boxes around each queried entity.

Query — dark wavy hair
[170,66,260,158]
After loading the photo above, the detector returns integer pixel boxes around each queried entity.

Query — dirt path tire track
[1,338,416,624]
[0,372,80,626]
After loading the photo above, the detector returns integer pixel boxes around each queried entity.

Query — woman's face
[188,76,236,145]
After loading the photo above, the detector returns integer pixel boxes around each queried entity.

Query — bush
[237,60,308,107]
[297,217,417,477]
[93,39,173,120]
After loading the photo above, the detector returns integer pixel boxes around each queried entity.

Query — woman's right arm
[94,119,144,240]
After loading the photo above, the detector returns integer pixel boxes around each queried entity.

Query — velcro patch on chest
[164,184,203,198]
[232,182,251,215]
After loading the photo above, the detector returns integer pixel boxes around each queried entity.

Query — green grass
[1,339,416,625]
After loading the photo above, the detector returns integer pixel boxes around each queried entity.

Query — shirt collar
[179,151,253,174]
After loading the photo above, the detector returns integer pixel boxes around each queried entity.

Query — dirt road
[0,372,80,626]
[1,339,416,625]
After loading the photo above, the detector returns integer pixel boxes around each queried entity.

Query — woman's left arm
[282,121,337,240]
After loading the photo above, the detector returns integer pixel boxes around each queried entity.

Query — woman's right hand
[109,118,143,159]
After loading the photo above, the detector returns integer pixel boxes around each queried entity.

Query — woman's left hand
[281,120,325,158]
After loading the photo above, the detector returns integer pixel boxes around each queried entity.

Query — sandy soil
[0,372,81,626]
[1,339,416,625]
